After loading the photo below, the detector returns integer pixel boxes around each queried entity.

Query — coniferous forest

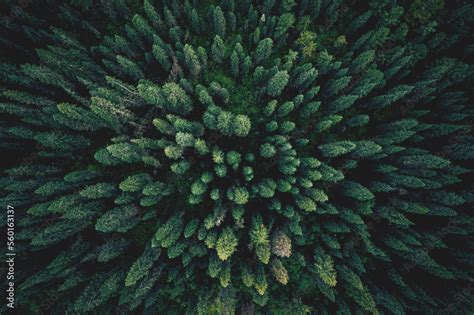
[0,0,473,314]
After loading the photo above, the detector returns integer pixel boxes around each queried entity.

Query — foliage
[1,0,473,314]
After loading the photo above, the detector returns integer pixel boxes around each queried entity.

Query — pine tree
[95,205,140,233]
[125,245,161,286]
[296,31,317,59]
[183,44,201,78]
[319,141,356,157]
[342,181,375,201]
[216,227,238,261]
[271,259,289,284]
[314,251,337,287]
[255,38,273,65]
[119,173,152,192]
[233,114,251,137]
[211,35,226,63]
[212,6,226,37]
[230,50,239,77]
[250,216,271,264]
[139,81,193,114]
[254,264,268,296]
[267,70,289,96]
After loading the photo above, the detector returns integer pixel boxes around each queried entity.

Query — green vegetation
[0,0,473,314]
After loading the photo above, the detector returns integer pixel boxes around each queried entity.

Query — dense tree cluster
[0,0,473,314]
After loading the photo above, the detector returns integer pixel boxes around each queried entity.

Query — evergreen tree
[216,227,239,261]
[255,38,273,65]
[271,231,292,257]
[183,44,201,78]
[212,6,226,37]
[267,70,289,97]
[271,259,289,284]
[211,35,226,63]
[250,216,271,264]
[319,141,356,157]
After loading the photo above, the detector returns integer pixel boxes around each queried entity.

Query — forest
[0,0,473,314]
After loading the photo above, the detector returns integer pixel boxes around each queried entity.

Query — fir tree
[211,35,226,63]
[216,227,239,261]
[212,6,226,37]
